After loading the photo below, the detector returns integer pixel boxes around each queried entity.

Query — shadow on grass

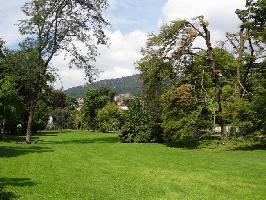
[0,146,53,158]
[0,178,35,187]
[38,136,119,145]
[0,177,35,200]
[229,143,266,151]
[39,130,74,135]
[1,136,41,144]
[165,136,266,151]
[165,135,221,149]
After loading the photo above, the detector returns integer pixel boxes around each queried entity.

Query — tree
[52,107,74,131]
[137,58,174,142]
[1,42,52,137]
[96,102,125,132]
[81,87,113,130]
[0,76,22,140]
[18,0,109,143]
[52,90,67,108]
[0,39,6,59]
[1,46,54,142]
[224,0,266,136]
[234,0,265,93]
[161,84,212,142]
[236,0,266,42]
[48,89,79,131]
[143,17,227,135]
[120,98,153,143]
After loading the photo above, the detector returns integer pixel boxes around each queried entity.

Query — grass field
[0,131,265,200]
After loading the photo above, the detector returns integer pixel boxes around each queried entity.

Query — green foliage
[147,19,188,55]
[0,43,55,138]
[161,84,212,142]
[33,100,50,131]
[49,90,78,131]
[136,58,174,143]
[81,87,114,130]
[250,68,266,134]
[19,0,109,79]
[120,98,159,143]
[96,103,125,132]
[0,76,24,134]
[236,0,266,41]
[52,107,75,130]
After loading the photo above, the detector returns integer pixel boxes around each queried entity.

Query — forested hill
[65,74,142,97]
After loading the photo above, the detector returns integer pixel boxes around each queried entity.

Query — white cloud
[0,0,147,89]
[53,30,147,89]
[96,30,147,78]
[2,0,245,89]
[161,0,246,43]
[0,0,26,46]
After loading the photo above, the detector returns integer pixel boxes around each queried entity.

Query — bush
[161,84,212,142]
[96,103,125,132]
[120,98,156,143]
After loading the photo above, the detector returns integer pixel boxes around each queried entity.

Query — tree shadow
[1,136,41,144]
[39,130,74,135]
[38,136,119,145]
[0,177,35,200]
[0,146,53,158]
[0,178,35,187]
[164,136,221,149]
[165,139,201,149]
[228,143,266,151]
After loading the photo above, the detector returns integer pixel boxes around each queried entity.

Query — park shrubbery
[97,102,125,132]
[120,98,153,143]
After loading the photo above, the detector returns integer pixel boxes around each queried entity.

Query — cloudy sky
[0,0,245,89]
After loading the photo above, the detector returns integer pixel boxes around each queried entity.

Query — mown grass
[0,131,265,200]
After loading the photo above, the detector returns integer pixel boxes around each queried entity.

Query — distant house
[77,98,84,111]
[114,93,134,106]
[119,106,129,111]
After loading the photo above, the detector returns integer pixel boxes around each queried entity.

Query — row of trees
[0,72,79,139]
[120,0,266,143]
[1,0,109,143]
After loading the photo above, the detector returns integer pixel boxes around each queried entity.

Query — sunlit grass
[0,131,265,200]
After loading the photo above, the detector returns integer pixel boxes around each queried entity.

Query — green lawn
[0,131,265,200]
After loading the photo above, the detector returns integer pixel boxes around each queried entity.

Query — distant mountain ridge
[65,74,142,97]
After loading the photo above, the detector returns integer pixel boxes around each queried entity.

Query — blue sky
[107,0,166,34]
[0,0,245,89]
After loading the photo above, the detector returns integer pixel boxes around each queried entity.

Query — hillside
[65,74,142,97]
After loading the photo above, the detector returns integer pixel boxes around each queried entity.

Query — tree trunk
[202,24,225,138]
[236,29,245,100]
[1,125,4,141]
[1,106,5,141]
[26,98,36,144]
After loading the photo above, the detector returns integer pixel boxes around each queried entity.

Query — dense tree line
[1,0,109,143]
[1,0,265,146]
[120,0,266,144]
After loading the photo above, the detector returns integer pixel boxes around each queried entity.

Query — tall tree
[143,16,226,135]
[81,87,113,130]
[234,0,266,135]
[18,0,109,143]
[137,58,174,142]
[236,0,266,42]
